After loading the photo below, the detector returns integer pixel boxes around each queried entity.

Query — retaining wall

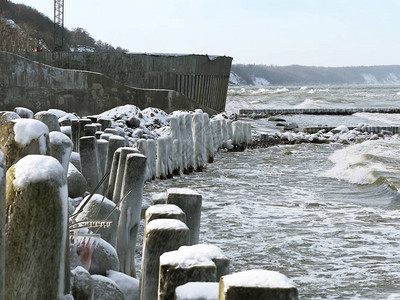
[21,52,233,112]
[0,51,218,116]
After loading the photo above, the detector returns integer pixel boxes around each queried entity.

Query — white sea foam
[294,98,326,109]
[322,139,400,186]
[354,112,400,125]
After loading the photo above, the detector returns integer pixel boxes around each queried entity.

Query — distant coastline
[230,64,400,86]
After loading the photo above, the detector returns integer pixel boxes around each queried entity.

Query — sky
[10,0,400,67]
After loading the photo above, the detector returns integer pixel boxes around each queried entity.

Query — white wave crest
[294,99,326,109]
[322,139,400,185]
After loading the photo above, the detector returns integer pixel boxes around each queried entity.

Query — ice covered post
[158,245,219,300]
[170,116,182,175]
[116,153,146,277]
[147,139,157,180]
[140,218,190,300]
[0,150,5,300]
[184,113,194,173]
[192,111,206,171]
[5,155,69,299]
[79,136,100,193]
[113,147,139,203]
[0,118,50,170]
[166,188,202,245]
[104,135,126,179]
[49,131,73,176]
[219,270,298,300]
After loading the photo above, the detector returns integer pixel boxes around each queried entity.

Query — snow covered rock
[75,194,120,247]
[71,266,93,300]
[34,111,61,132]
[13,107,33,119]
[106,270,139,300]
[91,275,124,300]
[89,237,119,276]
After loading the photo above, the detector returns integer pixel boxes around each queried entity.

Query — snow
[167,188,201,196]
[159,244,225,268]
[106,270,139,300]
[222,270,295,291]
[175,282,218,300]
[48,109,67,119]
[146,218,188,232]
[13,155,65,190]
[13,119,49,152]
[146,204,184,216]
[253,77,270,86]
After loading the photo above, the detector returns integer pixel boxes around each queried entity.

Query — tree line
[0,0,128,52]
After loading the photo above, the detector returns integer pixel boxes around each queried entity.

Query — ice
[106,270,139,300]
[167,188,201,196]
[159,244,225,268]
[146,204,184,216]
[146,219,188,232]
[13,119,49,152]
[13,155,65,190]
[175,282,218,300]
[222,270,295,290]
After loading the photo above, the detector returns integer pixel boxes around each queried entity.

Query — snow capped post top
[145,204,184,216]
[167,188,201,196]
[12,155,65,190]
[146,218,188,232]
[222,270,296,291]
[13,118,49,146]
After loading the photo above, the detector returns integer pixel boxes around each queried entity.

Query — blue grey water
[143,85,400,299]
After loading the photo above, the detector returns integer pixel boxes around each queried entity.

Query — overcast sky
[11,0,400,66]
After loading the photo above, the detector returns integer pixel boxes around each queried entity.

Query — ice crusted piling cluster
[0,105,265,299]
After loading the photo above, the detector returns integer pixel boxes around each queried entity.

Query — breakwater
[239,107,400,117]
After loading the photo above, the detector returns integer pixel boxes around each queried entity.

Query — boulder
[91,275,124,300]
[89,238,119,276]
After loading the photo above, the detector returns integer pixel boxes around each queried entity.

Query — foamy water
[141,85,400,299]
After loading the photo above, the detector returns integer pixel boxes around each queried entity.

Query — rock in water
[5,155,69,299]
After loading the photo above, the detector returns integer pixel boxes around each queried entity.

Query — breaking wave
[322,139,400,197]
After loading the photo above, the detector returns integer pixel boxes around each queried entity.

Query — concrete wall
[0,51,218,116]
[21,52,233,112]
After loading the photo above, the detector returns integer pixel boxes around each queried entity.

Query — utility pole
[53,0,64,51]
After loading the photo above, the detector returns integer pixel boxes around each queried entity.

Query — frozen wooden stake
[5,155,69,299]
[145,204,186,226]
[107,148,121,200]
[96,139,109,193]
[79,136,100,193]
[49,131,73,177]
[0,118,50,170]
[219,270,298,300]
[192,111,205,171]
[147,139,157,180]
[104,136,126,181]
[158,245,217,300]
[140,218,189,300]
[0,150,4,300]
[112,147,139,203]
[166,188,202,245]
[116,153,146,277]
[184,113,194,173]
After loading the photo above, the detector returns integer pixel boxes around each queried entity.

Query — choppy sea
[144,85,400,299]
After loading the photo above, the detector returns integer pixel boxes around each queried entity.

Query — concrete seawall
[21,52,233,113]
[0,52,218,116]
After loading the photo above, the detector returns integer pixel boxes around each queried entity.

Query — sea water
[144,85,400,299]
